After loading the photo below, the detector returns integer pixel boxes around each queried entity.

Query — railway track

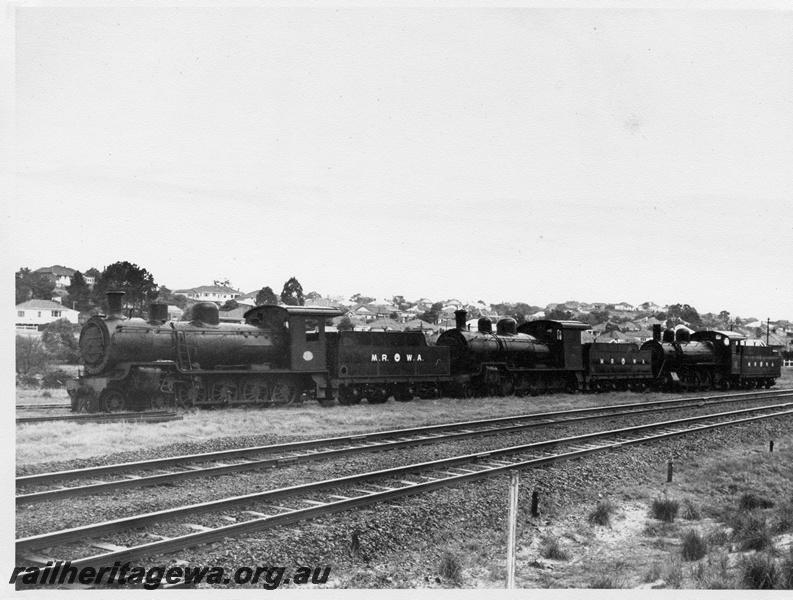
[16,403,71,411]
[16,411,183,425]
[17,388,793,505]
[15,397,793,574]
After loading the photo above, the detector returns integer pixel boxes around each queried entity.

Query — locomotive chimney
[106,291,126,319]
[148,303,169,324]
[454,309,467,331]
[653,324,661,342]
[676,329,690,343]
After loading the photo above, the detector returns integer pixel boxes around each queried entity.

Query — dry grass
[15,387,655,466]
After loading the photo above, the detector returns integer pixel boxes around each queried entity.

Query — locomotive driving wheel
[699,371,712,391]
[241,379,271,406]
[100,389,126,412]
[210,379,239,404]
[271,378,300,405]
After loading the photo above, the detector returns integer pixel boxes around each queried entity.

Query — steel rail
[16,404,71,410]
[18,388,793,488]
[17,401,793,563]
[17,390,793,505]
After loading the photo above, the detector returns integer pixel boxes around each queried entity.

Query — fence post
[666,461,673,483]
[506,471,520,589]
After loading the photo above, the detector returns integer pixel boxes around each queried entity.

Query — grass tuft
[730,512,776,552]
[587,500,616,527]
[438,551,463,583]
[650,497,680,522]
[772,502,793,534]
[680,529,708,561]
[739,492,775,510]
[741,552,779,589]
[680,498,701,520]
[540,536,570,561]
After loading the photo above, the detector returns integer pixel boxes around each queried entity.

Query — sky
[5,2,793,320]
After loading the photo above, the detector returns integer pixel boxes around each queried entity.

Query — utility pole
[767,318,770,345]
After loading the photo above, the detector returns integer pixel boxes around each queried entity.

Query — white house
[16,299,80,328]
[173,285,241,303]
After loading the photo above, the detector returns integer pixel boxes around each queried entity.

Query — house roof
[34,265,76,277]
[175,285,241,294]
[16,299,76,310]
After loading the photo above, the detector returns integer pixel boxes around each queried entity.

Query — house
[613,302,636,312]
[34,265,76,288]
[173,285,241,303]
[167,305,184,321]
[16,299,80,329]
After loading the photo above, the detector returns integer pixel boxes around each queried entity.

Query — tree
[280,277,304,306]
[255,286,278,306]
[96,261,158,317]
[65,271,93,312]
[351,293,375,305]
[392,295,406,309]
[16,335,51,375]
[419,302,443,324]
[547,307,574,321]
[220,299,239,311]
[306,291,322,301]
[15,268,55,304]
[41,319,80,363]
[213,279,231,287]
[337,316,355,331]
[155,286,189,310]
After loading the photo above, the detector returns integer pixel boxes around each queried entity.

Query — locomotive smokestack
[455,309,467,331]
[653,324,661,342]
[148,303,169,324]
[106,291,126,319]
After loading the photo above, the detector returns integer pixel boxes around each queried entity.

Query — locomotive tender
[67,292,783,412]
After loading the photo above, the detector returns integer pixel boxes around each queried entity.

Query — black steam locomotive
[66,293,783,411]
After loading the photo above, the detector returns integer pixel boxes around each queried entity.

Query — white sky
[5,2,793,320]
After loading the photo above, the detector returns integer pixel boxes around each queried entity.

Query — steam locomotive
[66,292,783,412]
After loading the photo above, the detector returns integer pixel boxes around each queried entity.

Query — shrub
[739,492,775,510]
[16,373,40,388]
[42,368,72,389]
[680,529,708,561]
[438,551,462,583]
[650,497,680,522]
[540,536,569,561]
[588,500,616,527]
[741,553,779,589]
